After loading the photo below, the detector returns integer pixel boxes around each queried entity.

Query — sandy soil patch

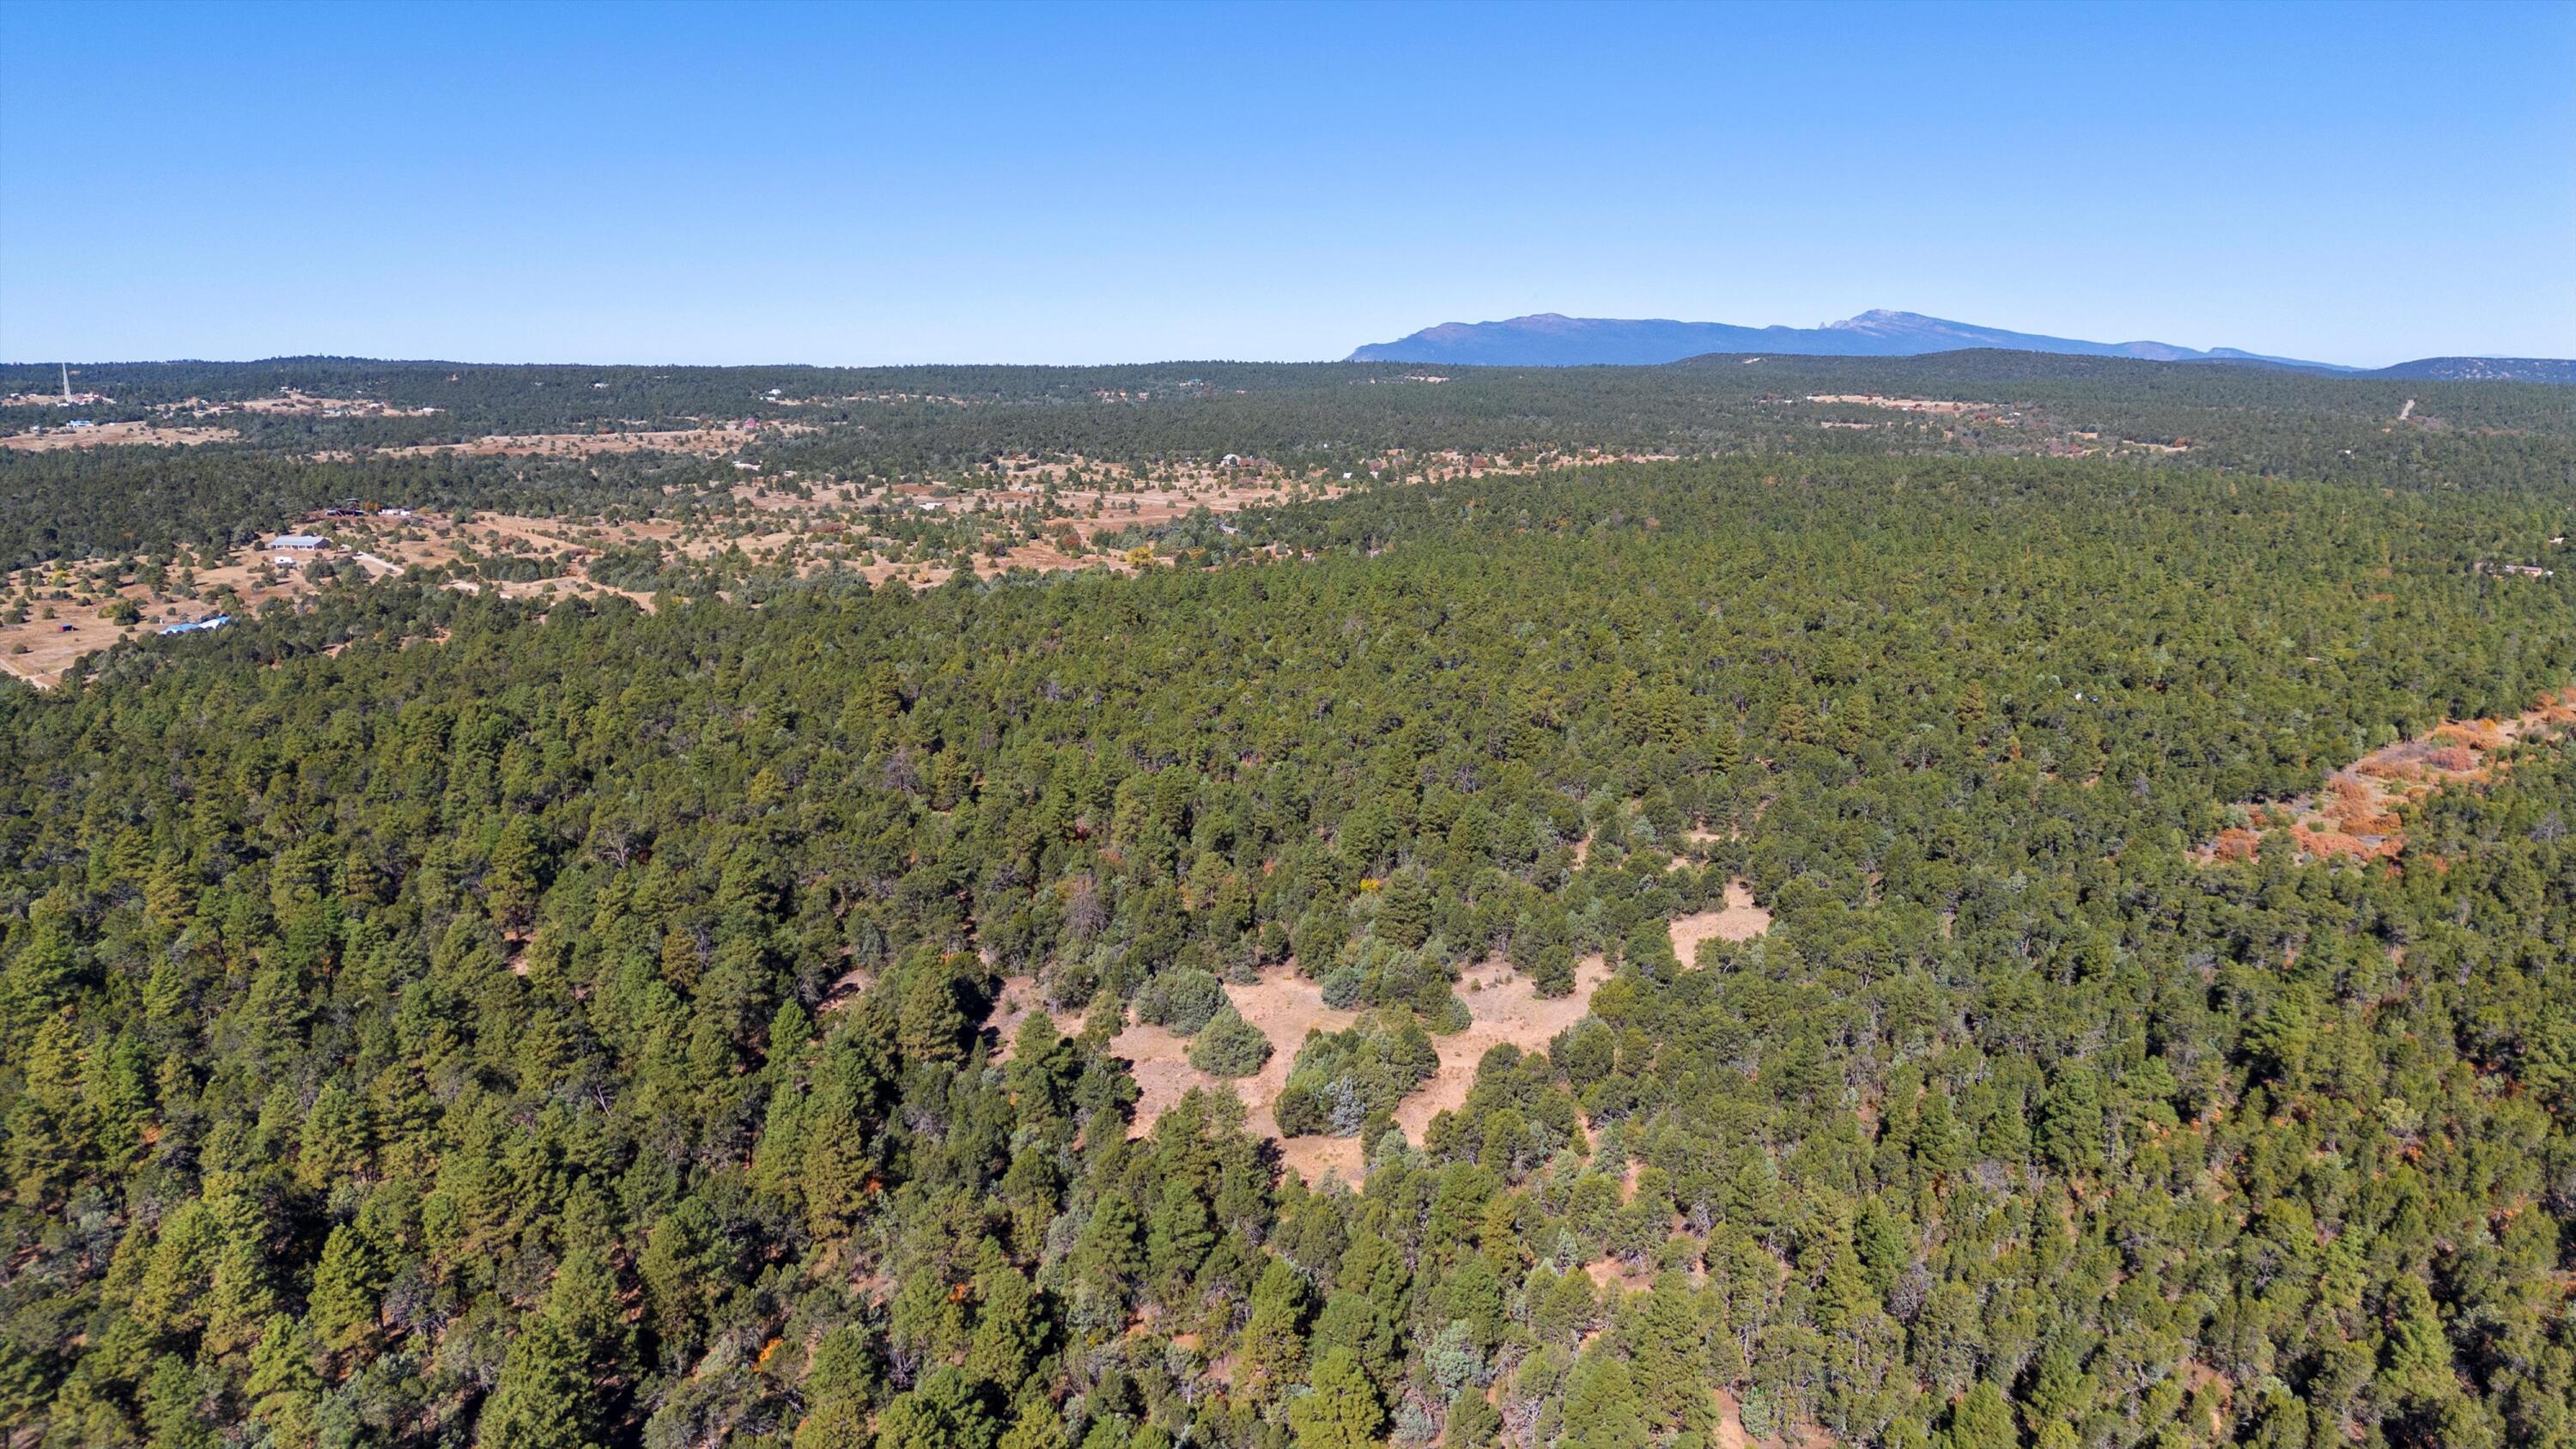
[1004,964,1366,1182]
[1668,881,1771,964]
[3,443,1734,688]
[1030,886,1767,1168]
[770,390,975,407]
[239,393,438,417]
[1224,968,1364,1132]
[981,976,1083,1060]
[1805,394,1997,416]
[0,606,135,685]
[377,423,792,460]
[1,542,337,686]
[1274,1135,1369,1185]
[0,503,683,687]
[1392,953,1615,1139]
[1,421,238,451]
[1580,1255,1659,1294]
[156,391,442,420]
[1108,1020,1213,1130]
[1109,965,1362,1140]
[1712,1391,1753,1449]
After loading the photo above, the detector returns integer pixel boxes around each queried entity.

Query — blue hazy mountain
[2365,356,2576,383]
[1346,309,2345,369]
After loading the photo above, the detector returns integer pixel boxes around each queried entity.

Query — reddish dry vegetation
[2201,687,2576,864]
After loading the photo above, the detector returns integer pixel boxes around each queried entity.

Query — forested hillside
[8,355,2568,569]
[3,447,2572,1449]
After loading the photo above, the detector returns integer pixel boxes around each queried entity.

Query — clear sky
[2,0,2570,367]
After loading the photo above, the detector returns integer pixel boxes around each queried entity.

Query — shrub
[1187,1007,1272,1077]
[1273,1014,1438,1136]
[1133,965,1224,1033]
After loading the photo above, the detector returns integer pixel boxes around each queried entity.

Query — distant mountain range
[1347,310,2573,381]
[2366,356,2576,384]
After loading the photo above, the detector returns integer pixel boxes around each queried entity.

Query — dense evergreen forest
[3,368,2574,1449]
[7,354,2568,569]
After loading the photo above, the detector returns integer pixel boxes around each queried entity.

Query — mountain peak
[1349,310,2348,370]
[1826,308,1935,329]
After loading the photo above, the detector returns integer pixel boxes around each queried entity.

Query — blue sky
[2,0,2569,367]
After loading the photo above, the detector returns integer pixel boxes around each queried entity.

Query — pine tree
[246,1315,321,1449]
[997,1398,1072,1449]
[2035,1064,2105,1176]
[199,1196,281,1360]
[1,889,82,1035]
[476,1317,595,1449]
[1631,1278,1711,1434]
[794,1399,872,1449]
[1954,682,1988,728]
[485,815,547,932]
[139,1354,214,1449]
[1237,1260,1310,1401]
[1560,1350,1652,1449]
[797,1325,881,1449]
[801,1081,872,1243]
[899,965,970,1063]
[1376,869,1432,949]
[1941,1381,2017,1449]
[1145,1181,1214,1300]
[547,1245,635,1394]
[967,1245,1048,1390]
[1705,723,1743,776]
[1833,692,1877,752]
[306,1222,384,1360]
[873,1367,996,1449]
[1289,1349,1384,1449]
[1069,1192,1145,1312]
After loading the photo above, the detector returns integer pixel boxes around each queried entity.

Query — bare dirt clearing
[1668,880,1773,963]
[0,508,678,685]
[2,543,341,685]
[981,977,1086,1060]
[158,391,441,419]
[5,442,1753,690]
[1,421,239,451]
[1026,883,1771,1185]
[0,606,135,685]
[378,423,787,459]
[981,965,1374,1183]
[1108,966,1359,1139]
[1393,886,1765,1138]
[1805,394,1998,416]
[1392,954,1615,1139]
